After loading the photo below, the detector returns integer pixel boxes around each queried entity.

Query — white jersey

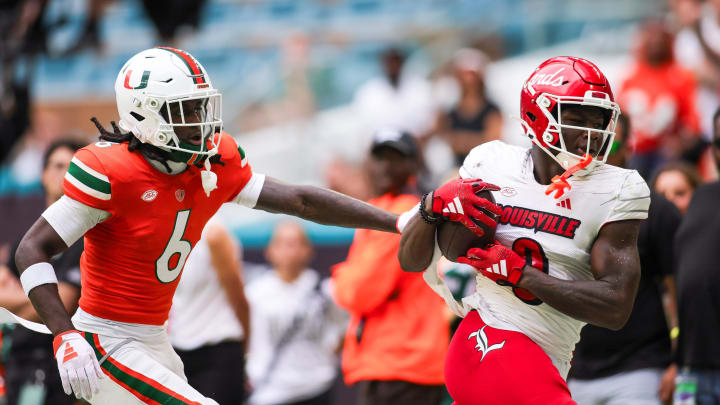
[169,227,245,351]
[424,140,650,376]
[246,269,348,405]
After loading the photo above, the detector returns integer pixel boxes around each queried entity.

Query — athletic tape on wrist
[20,262,58,296]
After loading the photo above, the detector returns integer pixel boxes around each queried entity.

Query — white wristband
[396,203,420,233]
[20,262,58,296]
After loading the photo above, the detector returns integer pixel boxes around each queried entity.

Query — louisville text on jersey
[497,204,581,239]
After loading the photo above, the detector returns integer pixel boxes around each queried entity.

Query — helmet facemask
[144,91,223,164]
[533,91,619,176]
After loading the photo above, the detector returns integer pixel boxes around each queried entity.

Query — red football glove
[431,178,502,237]
[458,243,527,286]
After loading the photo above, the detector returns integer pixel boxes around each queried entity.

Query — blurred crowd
[2,0,720,404]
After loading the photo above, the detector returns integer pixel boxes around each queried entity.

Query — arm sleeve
[602,171,651,225]
[63,149,113,211]
[232,172,266,208]
[42,196,110,247]
[331,231,405,315]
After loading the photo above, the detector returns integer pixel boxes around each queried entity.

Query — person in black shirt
[568,114,682,404]
[433,48,502,166]
[669,108,720,404]
[0,139,84,405]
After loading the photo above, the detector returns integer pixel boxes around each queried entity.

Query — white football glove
[53,330,104,399]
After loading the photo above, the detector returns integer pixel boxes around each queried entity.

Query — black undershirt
[674,181,720,369]
[448,101,499,166]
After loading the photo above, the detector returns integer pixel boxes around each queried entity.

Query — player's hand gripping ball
[458,243,527,286]
[433,178,501,261]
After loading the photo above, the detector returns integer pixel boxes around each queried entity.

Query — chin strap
[201,149,218,197]
[544,153,593,199]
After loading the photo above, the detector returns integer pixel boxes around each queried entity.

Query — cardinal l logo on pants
[468,325,506,362]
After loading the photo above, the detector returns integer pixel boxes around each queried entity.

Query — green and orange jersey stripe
[84,332,202,405]
[156,47,206,85]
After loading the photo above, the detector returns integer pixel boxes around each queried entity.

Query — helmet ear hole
[130,112,145,122]
[526,112,537,122]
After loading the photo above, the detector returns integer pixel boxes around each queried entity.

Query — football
[436,189,498,262]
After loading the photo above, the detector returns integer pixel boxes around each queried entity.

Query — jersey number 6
[156,210,192,283]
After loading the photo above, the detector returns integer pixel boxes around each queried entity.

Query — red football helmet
[520,56,620,174]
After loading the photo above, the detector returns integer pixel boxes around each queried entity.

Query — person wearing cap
[331,129,449,405]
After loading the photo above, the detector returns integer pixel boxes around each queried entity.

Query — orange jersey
[332,193,449,385]
[618,62,701,153]
[63,134,253,325]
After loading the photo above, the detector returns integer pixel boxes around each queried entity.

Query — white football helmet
[114,47,222,161]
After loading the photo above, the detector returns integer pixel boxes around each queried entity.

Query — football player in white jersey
[398,56,650,405]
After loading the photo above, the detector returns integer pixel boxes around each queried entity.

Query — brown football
[436,189,497,262]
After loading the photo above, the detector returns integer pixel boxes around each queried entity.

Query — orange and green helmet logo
[123,70,150,90]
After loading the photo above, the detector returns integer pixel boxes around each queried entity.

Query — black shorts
[175,340,247,405]
[355,380,444,405]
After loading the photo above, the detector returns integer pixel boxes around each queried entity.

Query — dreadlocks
[90,117,225,173]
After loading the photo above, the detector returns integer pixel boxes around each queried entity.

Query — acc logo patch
[500,187,517,197]
[175,189,185,202]
[142,190,158,202]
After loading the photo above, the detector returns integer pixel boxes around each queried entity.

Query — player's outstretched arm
[14,217,75,335]
[254,177,399,233]
[517,219,642,330]
[398,195,438,272]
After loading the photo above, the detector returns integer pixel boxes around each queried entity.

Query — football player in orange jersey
[12,47,406,404]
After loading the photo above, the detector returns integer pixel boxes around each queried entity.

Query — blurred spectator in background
[650,162,703,215]
[246,221,347,405]
[332,46,436,202]
[330,47,436,200]
[65,0,209,50]
[332,129,448,405]
[63,0,114,55]
[140,0,208,45]
[0,0,49,163]
[673,0,720,140]
[352,47,435,139]
[669,106,720,404]
[169,220,251,405]
[0,139,83,405]
[431,48,502,167]
[618,19,701,180]
[568,114,682,405]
